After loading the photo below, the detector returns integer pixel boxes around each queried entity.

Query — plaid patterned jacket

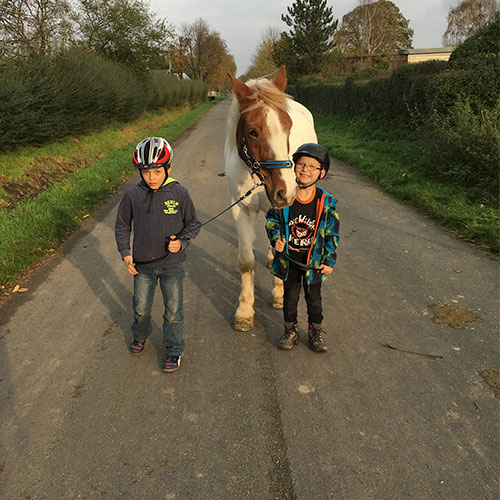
[265,187,340,285]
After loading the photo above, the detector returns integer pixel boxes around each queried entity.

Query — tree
[448,11,500,68]
[177,18,235,90]
[202,31,232,89]
[274,0,338,80]
[167,35,190,78]
[442,0,499,46]
[335,0,413,55]
[244,27,280,80]
[0,0,73,61]
[73,0,174,75]
[180,18,210,81]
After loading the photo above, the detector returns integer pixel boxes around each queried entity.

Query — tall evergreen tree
[273,0,338,80]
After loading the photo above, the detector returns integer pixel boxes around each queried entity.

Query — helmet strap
[297,178,319,189]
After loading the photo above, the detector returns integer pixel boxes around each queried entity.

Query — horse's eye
[248,129,258,139]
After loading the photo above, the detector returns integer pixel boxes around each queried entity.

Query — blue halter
[239,121,293,174]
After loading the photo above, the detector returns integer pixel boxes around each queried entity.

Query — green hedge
[0,49,208,151]
[147,71,208,108]
[291,59,450,120]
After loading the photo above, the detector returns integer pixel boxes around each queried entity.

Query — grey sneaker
[308,324,327,352]
[278,323,300,350]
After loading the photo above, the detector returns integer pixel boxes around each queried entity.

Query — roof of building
[402,47,455,54]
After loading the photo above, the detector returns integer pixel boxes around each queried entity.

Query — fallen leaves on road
[431,304,481,329]
[479,369,500,398]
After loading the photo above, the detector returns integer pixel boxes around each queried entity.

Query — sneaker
[162,355,182,373]
[278,323,300,350]
[129,339,146,356]
[308,324,327,352]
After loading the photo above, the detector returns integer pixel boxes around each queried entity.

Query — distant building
[343,47,454,73]
[404,47,454,64]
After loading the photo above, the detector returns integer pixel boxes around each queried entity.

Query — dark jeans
[283,264,323,325]
[132,264,185,356]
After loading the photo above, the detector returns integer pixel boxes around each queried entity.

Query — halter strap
[261,160,293,169]
[239,121,293,173]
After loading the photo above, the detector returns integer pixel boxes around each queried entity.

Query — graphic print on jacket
[287,189,320,263]
[288,214,315,251]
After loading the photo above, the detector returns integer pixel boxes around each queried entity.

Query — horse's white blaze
[265,108,298,205]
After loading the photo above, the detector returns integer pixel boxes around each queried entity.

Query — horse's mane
[243,79,291,114]
[226,77,292,148]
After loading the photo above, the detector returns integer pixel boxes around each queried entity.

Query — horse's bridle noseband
[239,121,293,176]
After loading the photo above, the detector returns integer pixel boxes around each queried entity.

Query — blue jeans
[132,264,185,356]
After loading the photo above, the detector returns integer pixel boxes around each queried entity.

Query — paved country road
[0,100,498,500]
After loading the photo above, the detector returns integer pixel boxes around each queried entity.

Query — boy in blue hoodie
[266,143,339,352]
[115,137,200,372]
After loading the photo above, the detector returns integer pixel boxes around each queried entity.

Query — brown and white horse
[224,66,317,331]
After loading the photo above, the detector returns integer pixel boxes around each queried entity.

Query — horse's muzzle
[268,187,295,209]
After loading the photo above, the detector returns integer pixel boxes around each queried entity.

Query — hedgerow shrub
[0,58,62,147]
[187,79,208,105]
[53,50,147,133]
[420,15,500,201]
[449,12,500,70]
[147,72,207,109]
[0,49,208,151]
[290,59,449,120]
[420,99,499,199]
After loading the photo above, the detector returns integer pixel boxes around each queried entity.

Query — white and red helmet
[133,137,173,169]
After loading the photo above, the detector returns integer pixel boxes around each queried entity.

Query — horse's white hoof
[234,318,254,331]
[271,301,283,310]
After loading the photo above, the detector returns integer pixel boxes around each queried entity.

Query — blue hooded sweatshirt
[115,177,200,267]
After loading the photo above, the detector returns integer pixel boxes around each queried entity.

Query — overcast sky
[150,0,457,76]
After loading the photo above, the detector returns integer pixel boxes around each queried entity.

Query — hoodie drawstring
[143,189,157,214]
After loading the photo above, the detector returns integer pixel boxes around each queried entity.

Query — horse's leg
[271,276,284,309]
[267,245,283,309]
[266,245,274,268]
[234,207,257,331]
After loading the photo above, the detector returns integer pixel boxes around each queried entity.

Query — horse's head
[228,66,297,209]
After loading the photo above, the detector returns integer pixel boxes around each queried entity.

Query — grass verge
[315,113,499,253]
[0,99,221,294]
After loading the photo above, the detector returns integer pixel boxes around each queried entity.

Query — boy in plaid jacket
[266,143,339,352]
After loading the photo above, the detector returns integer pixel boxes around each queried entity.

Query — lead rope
[188,176,265,232]
[134,176,265,265]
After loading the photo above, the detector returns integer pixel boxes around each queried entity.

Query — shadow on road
[185,210,282,342]
[62,224,166,357]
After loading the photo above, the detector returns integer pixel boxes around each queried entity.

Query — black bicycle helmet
[292,143,330,174]
[133,137,173,169]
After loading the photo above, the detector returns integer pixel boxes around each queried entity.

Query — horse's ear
[272,66,287,92]
[228,73,253,108]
